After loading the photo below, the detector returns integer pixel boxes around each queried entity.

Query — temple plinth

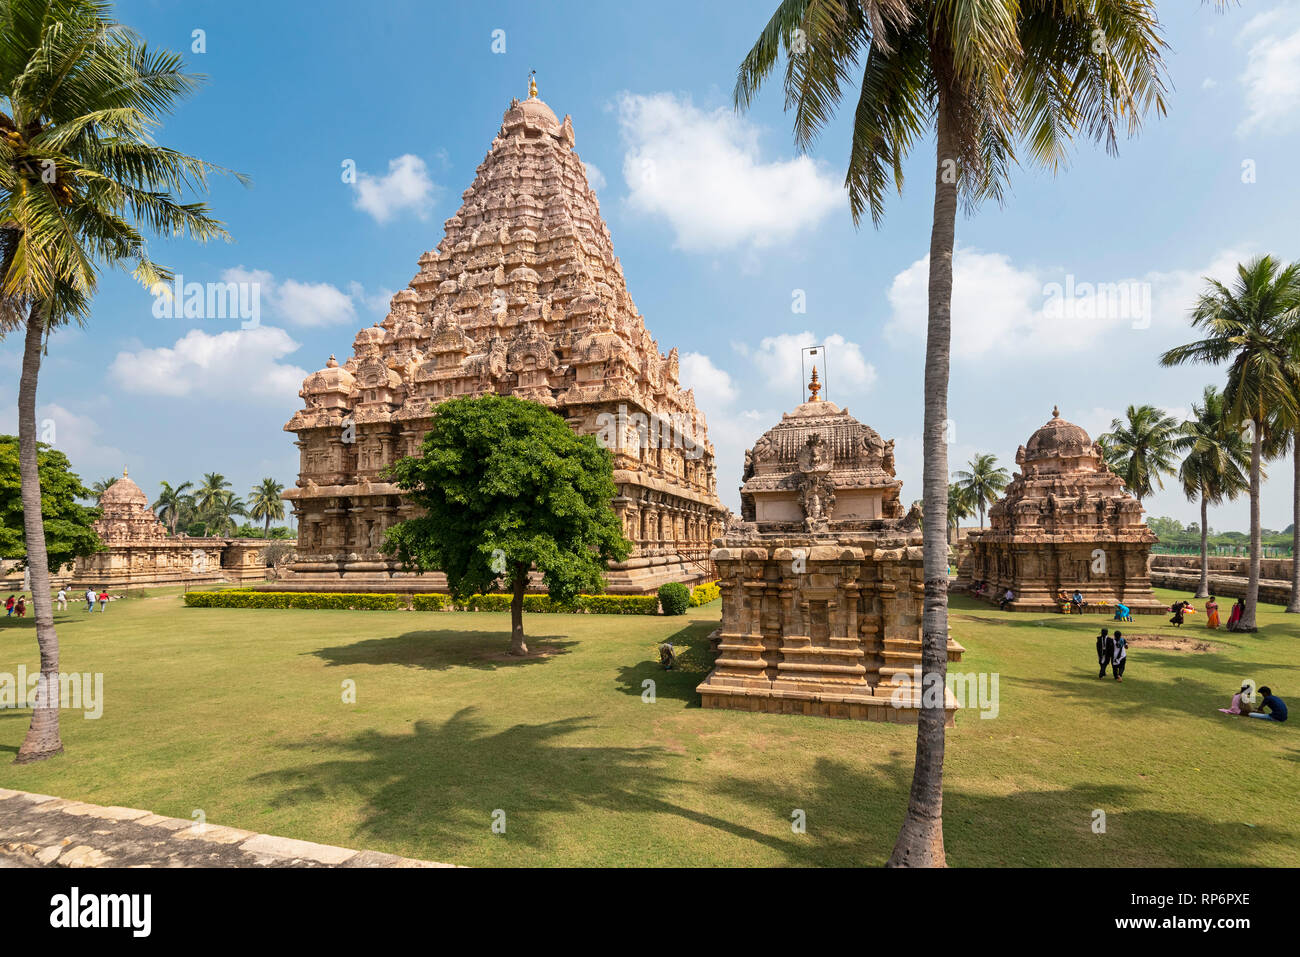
[960,407,1164,613]
[696,384,964,724]
[281,88,725,593]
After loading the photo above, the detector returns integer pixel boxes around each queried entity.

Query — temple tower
[282,82,725,593]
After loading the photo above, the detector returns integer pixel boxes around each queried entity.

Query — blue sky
[4,0,1300,532]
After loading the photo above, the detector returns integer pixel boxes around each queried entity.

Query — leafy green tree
[734,0,1169,869]
[1099,405,1181,505]
[152,480,194,536]
[0,0,240,763]
[382,396,631,655]
[1173,386,1250,598]
[247,477,285,538]
[953,454,1008,530]
[0,436,100,571]
[1160,256,1300,630]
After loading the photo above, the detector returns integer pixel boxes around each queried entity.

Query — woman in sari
[1227,598,1244,631]
[1205,595,1220,629]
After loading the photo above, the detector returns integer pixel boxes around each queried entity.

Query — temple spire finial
[808,365,822,402]
[1052,404,1060,418]
[123,466,128,478]
[528,69,537,99]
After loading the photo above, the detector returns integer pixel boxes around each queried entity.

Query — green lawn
[0,585,1295,866]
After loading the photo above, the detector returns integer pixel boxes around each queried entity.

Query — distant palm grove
[91,473,292,539]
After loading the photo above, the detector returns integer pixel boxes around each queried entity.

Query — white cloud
[1202,77,1217,90]
[679,351,736,408]
[352,154,437,223]
[0,403,126,478]
[108,327,308,402]
[884,246,1256,361]
[1236,8,1300,134]
[733,331,876,400]
[616,92,842,251]
[583,161,607,192]
[220,267,387,328]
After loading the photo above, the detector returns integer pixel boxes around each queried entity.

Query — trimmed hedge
[183,590,660,615]
[689,581,720,606]
[658,582,691,616]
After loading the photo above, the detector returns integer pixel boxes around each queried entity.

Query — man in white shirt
[56,588,67,611]
[84,587,95,612]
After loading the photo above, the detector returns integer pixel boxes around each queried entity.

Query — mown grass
[0,586,1294,866]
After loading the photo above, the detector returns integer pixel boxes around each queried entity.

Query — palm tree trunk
[1288,440,1300,613]
[264,515,271,538]
[887,92,955,869]
[509,562,528,656]
[15,307,64,764]
[1240,426,1262,631]
[1196,489,1209,599]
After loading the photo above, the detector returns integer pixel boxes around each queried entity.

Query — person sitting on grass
[1248,687,1287,722]
[1111,630,1127,682]
[1219,684,1253,715]
[1071,590,1085,615]
[999,588,1015,611]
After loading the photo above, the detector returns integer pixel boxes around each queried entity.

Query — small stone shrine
[961,407,1164,613]
[696,371,964,724]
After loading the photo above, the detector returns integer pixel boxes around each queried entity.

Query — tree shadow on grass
[309,629,578,673]
[251,705,795,860]
[706,751,1294,866]
[613,619,716,706]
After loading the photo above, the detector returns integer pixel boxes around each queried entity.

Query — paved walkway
[0,788,454,868]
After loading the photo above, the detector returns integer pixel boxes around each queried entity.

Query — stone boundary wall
[1149,569,1292,605]
[1150,554,1294,581]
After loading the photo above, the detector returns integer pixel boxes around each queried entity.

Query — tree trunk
[1288,441,1300,613]
[1239,425,1262,631]
[1195,490,1209,599]
[509,563,528,656]
[887,93,956,869]
[264,515,271,539]
[15,307,64,764]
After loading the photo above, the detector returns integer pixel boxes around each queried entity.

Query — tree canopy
[382,396,632,654]
[0,435,100,572]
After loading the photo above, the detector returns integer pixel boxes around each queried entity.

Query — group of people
[6,588,110,615]
[1057,590,1087,614]
[1219,684,1288,722]
[1095,628,1128,681]
[1198,595,1249,631]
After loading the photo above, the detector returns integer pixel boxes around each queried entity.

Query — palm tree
[195,472,232,535]
[946,482,974,544]
[0,0,238,763]
[1161,256,1300,631]
[202,489,245,538]
[1099,405,1180,505]
[152,480,194,536]
[953,454,1008,531]
[247,477,285,537]
[90,475,117,501]
[736,0,1169,866]
[1173,386,1250,598]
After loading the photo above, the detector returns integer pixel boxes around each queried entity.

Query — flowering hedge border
[183,590,659,615]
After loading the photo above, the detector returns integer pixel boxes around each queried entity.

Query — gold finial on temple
[528,70,537,99]
[808,365,822,402]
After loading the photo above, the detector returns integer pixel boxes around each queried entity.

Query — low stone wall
[1151,554,1294,581]
[1149,568,1293,606]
